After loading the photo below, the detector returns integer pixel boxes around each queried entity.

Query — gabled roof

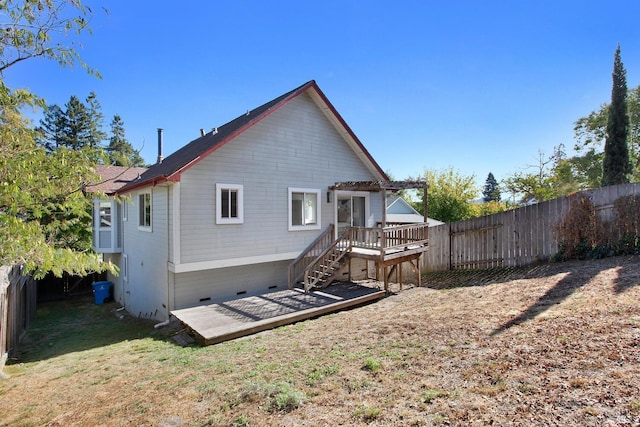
[117,80,387,194]
[88,165,148,195]
[385,195,444,227]
[387,195,421,215]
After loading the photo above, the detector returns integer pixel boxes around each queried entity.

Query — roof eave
[163,81,318,182]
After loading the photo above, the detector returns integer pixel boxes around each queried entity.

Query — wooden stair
[304,245,348,291]
[288,226,351,292]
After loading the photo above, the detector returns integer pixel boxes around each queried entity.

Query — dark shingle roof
[88,165,148,194]
[117,80,386,193]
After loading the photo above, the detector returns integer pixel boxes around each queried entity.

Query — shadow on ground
[422,256,640,336]
[8,296,178,364]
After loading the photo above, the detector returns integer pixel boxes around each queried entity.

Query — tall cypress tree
[602,45,631,186]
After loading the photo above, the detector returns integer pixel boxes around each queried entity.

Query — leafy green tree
[602,45,631,186]
[416,167,477,223]
[0,0,97,76]
[573,86,640,183]
[502,148,565,204]
[107,114,145,166]
[482,172,501,202]
[0,0,114,278]
[471,200,508,217]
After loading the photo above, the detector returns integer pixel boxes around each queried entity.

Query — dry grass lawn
[1,255,640,426]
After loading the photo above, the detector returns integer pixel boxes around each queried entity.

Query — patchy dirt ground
[1,256,640,426]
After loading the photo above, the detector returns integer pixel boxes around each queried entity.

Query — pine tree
[36,93,108,162]
[59,95,91,150]
[107,115,145,166]
[36,104,67,151]
[85,91,107,149]
[602,45,631,186]
[483,172,501,202]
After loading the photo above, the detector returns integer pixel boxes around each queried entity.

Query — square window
[216,184,244,224]
[288,188,321,231]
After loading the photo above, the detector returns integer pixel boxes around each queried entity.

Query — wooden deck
[171,282,385,346]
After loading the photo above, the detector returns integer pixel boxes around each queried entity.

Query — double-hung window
[288,188,321,231]
[216,183,244,224]
[138,192,152,231]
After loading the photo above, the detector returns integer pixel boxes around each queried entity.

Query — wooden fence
[424,183,640,272]
[1,265,37,374]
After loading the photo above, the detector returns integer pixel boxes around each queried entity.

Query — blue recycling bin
[92,281,112,305]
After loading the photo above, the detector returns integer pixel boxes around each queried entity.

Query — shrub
[554,193,640,261]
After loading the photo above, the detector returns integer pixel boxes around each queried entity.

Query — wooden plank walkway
[171,282,385,345]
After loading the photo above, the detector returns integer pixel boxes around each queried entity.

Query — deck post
[382,188,387,228]
[423,186,428,224]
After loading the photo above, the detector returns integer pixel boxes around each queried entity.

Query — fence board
[424,183,640,272]
[1,265,37,374]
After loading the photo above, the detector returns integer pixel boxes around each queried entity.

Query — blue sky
[7,1,640,191]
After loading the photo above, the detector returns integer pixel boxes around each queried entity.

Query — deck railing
[288,222,430,290]
[351,223,429,255]
[301,228,352,291]
[288,224,335,288]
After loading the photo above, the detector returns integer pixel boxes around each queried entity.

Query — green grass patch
[306,364,339,386]
[353,405,382,421]
[239,381,305,412]
[421,388,449,403]
[362,357,382,372]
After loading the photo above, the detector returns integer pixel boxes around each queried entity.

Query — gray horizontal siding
[173,261,289,309]
[179,93,379,264]
[119,186,170,320]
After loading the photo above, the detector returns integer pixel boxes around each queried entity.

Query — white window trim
[98,200,113,231]
[122,253,128,282]
[216,183,244,224]
[138,192,152,232]
[122,199,128,222]
[288,187,321,231]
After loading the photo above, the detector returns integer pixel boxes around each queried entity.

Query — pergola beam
[329,180,428,192]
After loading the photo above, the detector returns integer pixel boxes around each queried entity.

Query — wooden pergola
[329,179,429,227]
[326,179,430,291]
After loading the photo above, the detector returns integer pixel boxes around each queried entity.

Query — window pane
[139,195,145,226]
[230,190,238,218]
[139,193,151,227]
[144,194,151,226]
[221,189,229,218]
[304,193,317,225]
[291,192,303,226]
[100,202,112,228]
